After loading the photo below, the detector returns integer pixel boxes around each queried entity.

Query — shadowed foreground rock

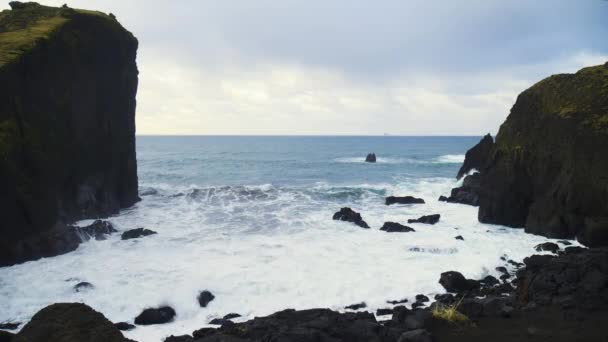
[13,303,129,342]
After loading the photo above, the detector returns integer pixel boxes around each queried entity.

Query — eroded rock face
[476,63,608,247]
[13,303,128,342]
[0,3,139,266]
[456,134,494,180]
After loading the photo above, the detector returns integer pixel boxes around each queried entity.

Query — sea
[0,136,566,341]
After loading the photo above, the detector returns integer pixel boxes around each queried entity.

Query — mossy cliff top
[0,1,127,67]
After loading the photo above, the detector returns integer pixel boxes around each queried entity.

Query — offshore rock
[385,196,425,205]
[332,207,370,228]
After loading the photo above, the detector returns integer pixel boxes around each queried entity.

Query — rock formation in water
[0,2,139,266]
[474,63,608,247]
[365,153,376,163]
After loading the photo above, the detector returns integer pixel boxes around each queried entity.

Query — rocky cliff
[0,2,139,266]
[473,62,608,247]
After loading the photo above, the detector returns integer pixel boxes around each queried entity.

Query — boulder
[113,322,135,331]
[209,318,232,325]
[0,3,139,267]
[134,306,176,325]
[386,196,425,205]
[442,173,481,206]
[223,313,241,320]
[534,242,560,253]
[456,134,494,180]
[197,290,215,307]
[376,308,393,316]
[332,208,370,228]
[121,228,157,240]
[365,153,377,163]
[476,63,608,247]
[13,303,128,342]
[439,271,480,293]
[380,222,415,233]
[397,329,433,342]
[76,220,117,241]
[387,298,408,305]
[73,282,94,292]
[455,235,464,241]
[408,214,440,225]
[345,302,366,310]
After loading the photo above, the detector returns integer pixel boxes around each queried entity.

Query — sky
[11,1,608,135]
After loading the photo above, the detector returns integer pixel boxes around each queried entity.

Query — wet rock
[14,303,128,342]
[439,271,480,293]
[386,196,425,205]
[121,228,157,240]
[480,275,500,287]
[73,282,94,292]
[508,260,524,267]
[365,153,377,163]
[415,295,429,303]
[113,322,135,331]
[534,242,560,253]
[442,173,481,206]
[134,306,176,325]
[209,318,232,325]
[455,235,464,240]
[164,335,194,342]
[397,329,433,342]
[411,302,425,309]
[380,222,415,233]
[558,240,573,246]
[495,266,508,274]
[376,308,393,316]
[223,313,241,320]
[77,220,117,241]
[345,302,366,310]
[0,322,20,330]
[332,208,370,228]
[434,293,456,305]
[457,134,494,180]
[387,298,408,305]
[198,290,215,308]
[408,214,440,225]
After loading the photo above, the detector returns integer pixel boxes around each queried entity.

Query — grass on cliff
[431,298,471,325]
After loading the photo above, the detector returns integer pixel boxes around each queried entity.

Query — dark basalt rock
[208,318,232,325]
[455,235,464,240]
[386,196,425,205]
[134,306,176,325]
[495,266,508,274]
[415,294,430,303]
[76,220,117,241]
[434,293,456,305]
[121,228,157,240]
[408,214,440,225]
[0,330,14,342]
[476,63,608,247]
[0,3,139,267]
[380,222,415,233]
[387,298,408,305]
[164,335,194,342]
[365,153,377,163]
[113,322,135,331]
[376,308,393,316]
[515,247,608,311]
[397,329,433,342]
[197,290,215,307]
[191,308,404,342]
[332,207,370,228]
[0,322,19,330]
[345,302,366,310]
[73,282,94,292]
[457,134,494,180]
[13,303,129,342]
[534,242,560,253]
[439,271,480,293]
[222,313,241,320]
[442,173,482,206]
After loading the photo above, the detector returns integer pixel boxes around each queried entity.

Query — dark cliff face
[0,3,139,266]
[475,63,608,247]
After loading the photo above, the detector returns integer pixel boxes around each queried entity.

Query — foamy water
[0,137,573,341]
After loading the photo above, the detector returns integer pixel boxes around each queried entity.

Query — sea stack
[0,2,139,266]
[365,153,376,163]
[460,62,608,247]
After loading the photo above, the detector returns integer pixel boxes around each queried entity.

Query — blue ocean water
[1,136,559,342]
[137,136,479,187]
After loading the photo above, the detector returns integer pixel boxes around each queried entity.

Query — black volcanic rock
[365,153,377,163]
[73,282,94,292]
[534,242,560,253]
[121,228,157,240]
[197,290,215,307]
[332,207,370,228]
[134,306,176,325]
[113,322,135,331]
[456,134,494,180]
[439,271,480,293]
[0,3,139,266]
[0,322,20,330]
[380,222,415,233]
[77,220,117,241]
[408,214,440,225]
[442,173,482,206]
[13,303,129,342]
[476,63,608,247]
[385,196,425,205]
[345,302,366,310]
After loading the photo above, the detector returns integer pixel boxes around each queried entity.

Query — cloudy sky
[20,1,608,135]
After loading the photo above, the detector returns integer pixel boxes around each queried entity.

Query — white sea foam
[433,154,465,164]
[0,177,576,342]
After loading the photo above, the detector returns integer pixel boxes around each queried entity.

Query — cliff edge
[473,62,608,246]
[0,2,139,266]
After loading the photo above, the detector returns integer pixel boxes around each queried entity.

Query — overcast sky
[16,1,608,135]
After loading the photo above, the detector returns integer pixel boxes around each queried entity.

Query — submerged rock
[113,322,135,331]
[0,2,139,267]
[223,313,241,320]
[380,222,415,233]
[121,228,157,240]
[332,207,370,228]
[365,153,377,163]
[14,303,128,342]
[197,290,215,307]
[385,196,425,205]
[0,322,20,330]
[134,306,176,325]
[76,221,117,241]
[408,214,440,225]
[73,282,94,292]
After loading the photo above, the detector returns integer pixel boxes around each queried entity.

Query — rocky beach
[1,2,608,342]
